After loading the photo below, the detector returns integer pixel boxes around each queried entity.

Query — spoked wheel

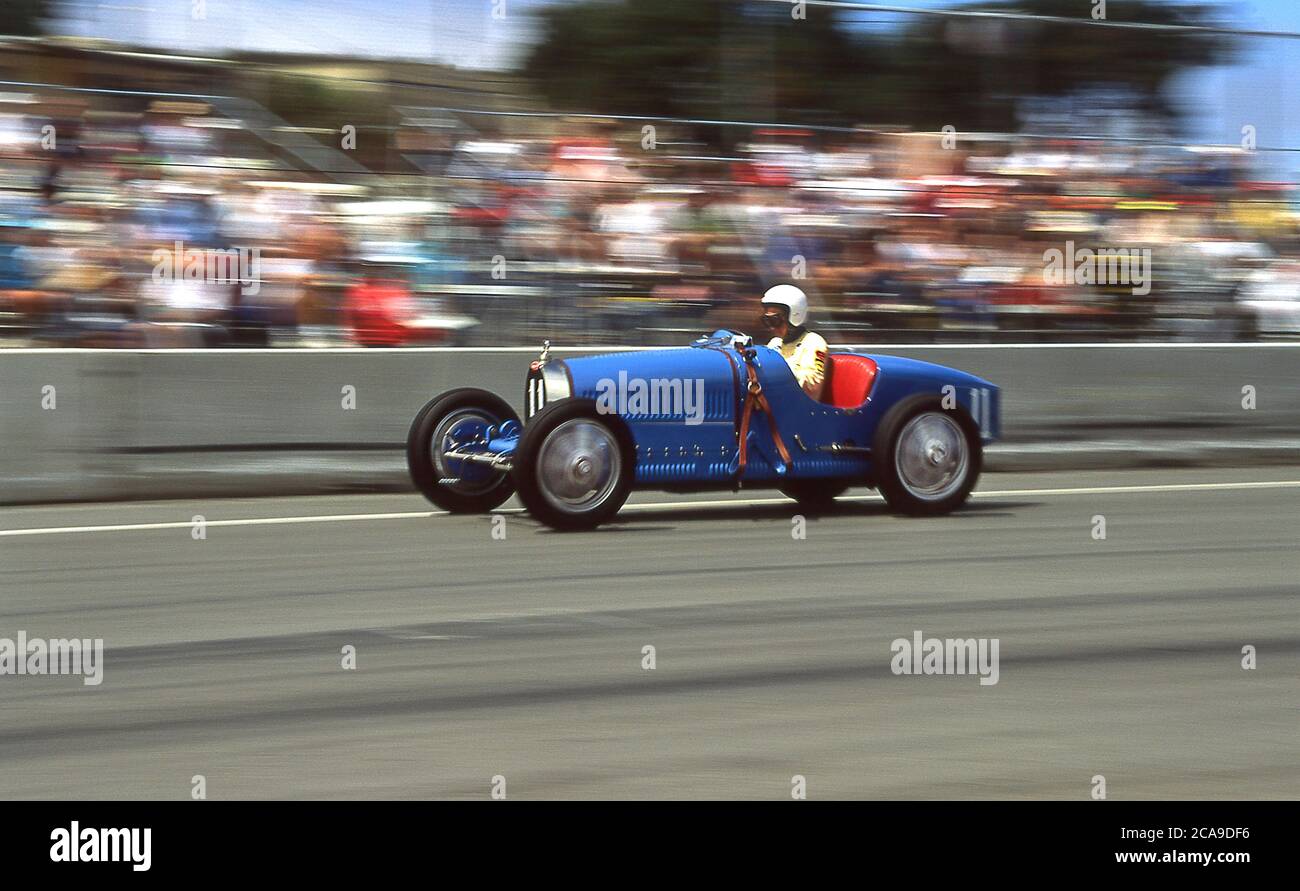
[512,399,635,530]
[407,388,519,513]
[874,396,981,516]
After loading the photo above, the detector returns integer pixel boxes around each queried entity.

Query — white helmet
[761,284,809,327]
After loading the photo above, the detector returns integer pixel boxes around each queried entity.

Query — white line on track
[2,479,1298,539]
[0,511,441,538]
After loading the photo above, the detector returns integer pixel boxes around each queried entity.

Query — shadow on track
[522,498,1040,531]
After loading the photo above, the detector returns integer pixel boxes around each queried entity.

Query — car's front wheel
[407,387,519,513]
[873,395,981,516]
[512,399,635,531]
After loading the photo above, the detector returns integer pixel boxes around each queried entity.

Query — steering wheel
[696,329,753,349]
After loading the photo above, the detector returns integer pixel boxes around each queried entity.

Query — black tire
[873,394,981,516]
[407,387,519,513]
[779,480,850,511]
[512,398,636,531]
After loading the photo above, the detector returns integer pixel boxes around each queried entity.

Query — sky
[59,0,543,68]
[50,0,1300,174]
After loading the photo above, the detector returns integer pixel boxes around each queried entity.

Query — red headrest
[824,354,878,408]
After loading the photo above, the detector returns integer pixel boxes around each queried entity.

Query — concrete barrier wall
[2,344,1298,503]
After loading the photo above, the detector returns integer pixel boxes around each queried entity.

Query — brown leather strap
[737,354,792,475]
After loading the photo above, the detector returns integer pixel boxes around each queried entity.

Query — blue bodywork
[469,335,999,489]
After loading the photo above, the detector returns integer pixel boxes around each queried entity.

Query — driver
[761,284,827,401]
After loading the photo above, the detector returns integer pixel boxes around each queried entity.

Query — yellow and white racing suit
[768,329,828,401]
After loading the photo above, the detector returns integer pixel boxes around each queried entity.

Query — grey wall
[2,345,1297,503]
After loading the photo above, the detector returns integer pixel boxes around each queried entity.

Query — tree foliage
[0,0,52,37]
[522,0,1238,135]
[891,0,1239,132]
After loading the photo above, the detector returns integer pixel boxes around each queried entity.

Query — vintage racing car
[407,332,1000,530]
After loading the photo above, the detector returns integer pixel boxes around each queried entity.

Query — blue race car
[407,332,999,530]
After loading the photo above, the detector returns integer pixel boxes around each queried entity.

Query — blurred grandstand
[1,28,1299,348]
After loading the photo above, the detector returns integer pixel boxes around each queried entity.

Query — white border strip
[3,343,1300,355]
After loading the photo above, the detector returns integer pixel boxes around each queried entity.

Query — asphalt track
[0,468,1296,800]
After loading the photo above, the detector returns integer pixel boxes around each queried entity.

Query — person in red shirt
[343,262,415,347]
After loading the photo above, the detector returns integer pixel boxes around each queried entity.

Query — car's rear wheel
[407,387,519,513]
[513,399,635,530]
[874,395,981,516]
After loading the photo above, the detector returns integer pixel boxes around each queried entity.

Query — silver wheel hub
[894,412,969,501]
[537,419,622,513]
[433,408,499,494]
[925,439,947,465]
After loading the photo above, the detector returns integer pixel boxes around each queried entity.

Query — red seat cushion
[823,354,878,408]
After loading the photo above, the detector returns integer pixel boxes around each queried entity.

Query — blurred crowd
[3,90,1300,348]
